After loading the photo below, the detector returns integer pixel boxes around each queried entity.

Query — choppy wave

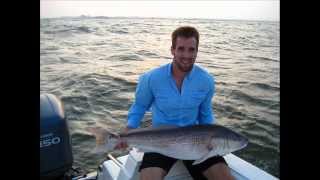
[247,55,279,62]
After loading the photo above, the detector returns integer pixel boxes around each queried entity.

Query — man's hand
[114,127,130,150]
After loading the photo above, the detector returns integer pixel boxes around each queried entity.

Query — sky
[40,1,280,21]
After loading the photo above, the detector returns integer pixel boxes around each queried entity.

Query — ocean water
[40,17,279,177]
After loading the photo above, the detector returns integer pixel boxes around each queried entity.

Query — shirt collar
[167,62,195,80]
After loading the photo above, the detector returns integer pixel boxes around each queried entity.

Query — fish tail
[86,126,113,153]
[92,144,107,154]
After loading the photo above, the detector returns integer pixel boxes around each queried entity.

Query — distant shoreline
[40,15,279,23]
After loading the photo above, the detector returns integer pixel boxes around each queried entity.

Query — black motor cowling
[40,94,73,179]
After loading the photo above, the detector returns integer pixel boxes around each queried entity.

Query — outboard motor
[40,94,73,179]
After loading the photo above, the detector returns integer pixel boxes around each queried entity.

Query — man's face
[171,36,198,72]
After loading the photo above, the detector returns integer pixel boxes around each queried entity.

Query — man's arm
[116,74,154,150]
[198,76,215,124]
[127,73,154,128]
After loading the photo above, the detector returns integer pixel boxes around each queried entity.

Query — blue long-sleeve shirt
[127,62,215,128]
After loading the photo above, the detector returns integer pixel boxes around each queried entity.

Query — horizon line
[40,15,280,22]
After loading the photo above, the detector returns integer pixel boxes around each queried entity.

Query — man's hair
[171,26,200,50]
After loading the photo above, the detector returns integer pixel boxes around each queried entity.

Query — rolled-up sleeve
[127,73,154,128]
[198,76,215,124]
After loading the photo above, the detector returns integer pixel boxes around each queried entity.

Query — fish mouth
[238,135,249,149]
[240,138,249,148]
[227,132,249,150]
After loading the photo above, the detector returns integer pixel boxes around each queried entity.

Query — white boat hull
[79,148,278,180]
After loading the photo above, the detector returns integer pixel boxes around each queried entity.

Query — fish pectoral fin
[192,151,219,165]
[193,155,209,165]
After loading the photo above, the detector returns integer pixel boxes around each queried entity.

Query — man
[116,26,234,180]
